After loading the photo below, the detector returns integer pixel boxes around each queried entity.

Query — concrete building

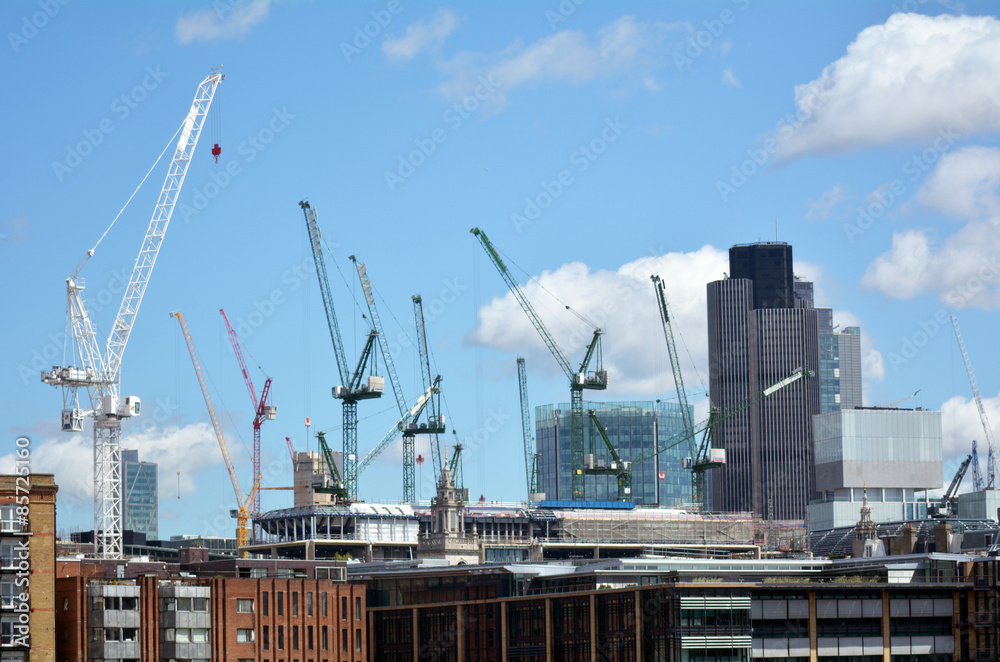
[535,401,692,506]
[819,322,863,413]
[707,242,822,520]
[809,407,943,531]
[294,449,344,508]
[121,449,157,541]
[959,488,1000,522]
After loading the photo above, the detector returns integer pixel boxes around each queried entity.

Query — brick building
[1,472,58,662]
[55,554,365,661]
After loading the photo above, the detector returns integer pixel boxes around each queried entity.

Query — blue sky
[4,0,1000,539]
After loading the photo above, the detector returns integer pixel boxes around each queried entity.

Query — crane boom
[43,70,224,559]
[299,201,349,387]
[353,257,406,416]
[171,311,257,555]
[355,381,439,479]
[220,308,275,515]
[471,227,607,500]
[517,358,539,496]
[951,316,998,488]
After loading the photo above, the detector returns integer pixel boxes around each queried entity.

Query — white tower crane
[951,316,999,489]
[42,70,224,559]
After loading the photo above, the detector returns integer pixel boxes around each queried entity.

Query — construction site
[38,69,1000,569]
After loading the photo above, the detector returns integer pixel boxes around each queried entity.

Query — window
[0,505,25,533]
[237,629,255,643]
[278,592,284,616]
[63,627,68,643]
[0,580,16,608]
[237,598,254,613]
[307,592,313,617]
[341,628,348,653]
[177,597,192,611]
[123,628,138,642]
[355,597,361,620]
[62,597,69,612]
[278,625,284,650]
[293,625,299,650]
[163,628,175,642]
[292,592,298,617]
[308,625,313,650]
[192,597,209,611]
[176,628,191,643]
[321,593,327,617]
[263,591,269,616]
[341,597,347,620]
[122,596,137,610]
[192,628,209,643]
[322,626,328,651]
[263,626,269,650]
[355,628,362,652]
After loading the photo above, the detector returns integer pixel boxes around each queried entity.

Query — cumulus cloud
[469,246,883,415]
[383,9,462,60]
[862,147,1000,308]
[940,393,1000,465]
[0,423,224,515]
[437,15,687,110]
[721,67,742,89]
[775,13,1000,157]
[804,184,846,220]
[175,0,270,44]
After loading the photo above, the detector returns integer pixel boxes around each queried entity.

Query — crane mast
[42,70,224,559]
[220,308,275,515]
[171,311,259,557]
[951,316,999,489]
[517,358,540,497]
[299,201,383,501]
[413,295,447,479]
[471,228,607,500]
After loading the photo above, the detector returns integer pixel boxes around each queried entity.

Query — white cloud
[469,246,727,406]
[940,393,1000,467]
[775,13,1000,157]
[862,147,1000,308]
[175,0,270,44]
[721,67,742,89]
[0,423,224,514]
[917,146,1000,220]
[383,9,462,60]
[469,246,882,416]
[804,184,846,220]
[437,16,686,111]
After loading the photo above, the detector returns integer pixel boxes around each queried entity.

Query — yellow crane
[171,311,260,557]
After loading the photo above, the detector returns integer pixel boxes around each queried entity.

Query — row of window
[259,624,362,653]
[163,596,209,612]
[260,592,361,622]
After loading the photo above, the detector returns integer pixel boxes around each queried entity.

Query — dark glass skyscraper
[707,243,822,520]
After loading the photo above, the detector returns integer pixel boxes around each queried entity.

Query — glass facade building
[122,449,158,540]
[535,401,693,506]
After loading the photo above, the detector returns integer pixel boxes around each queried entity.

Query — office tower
[707,243,821,520]
[122,449,158,540]
[536,401,692,506]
